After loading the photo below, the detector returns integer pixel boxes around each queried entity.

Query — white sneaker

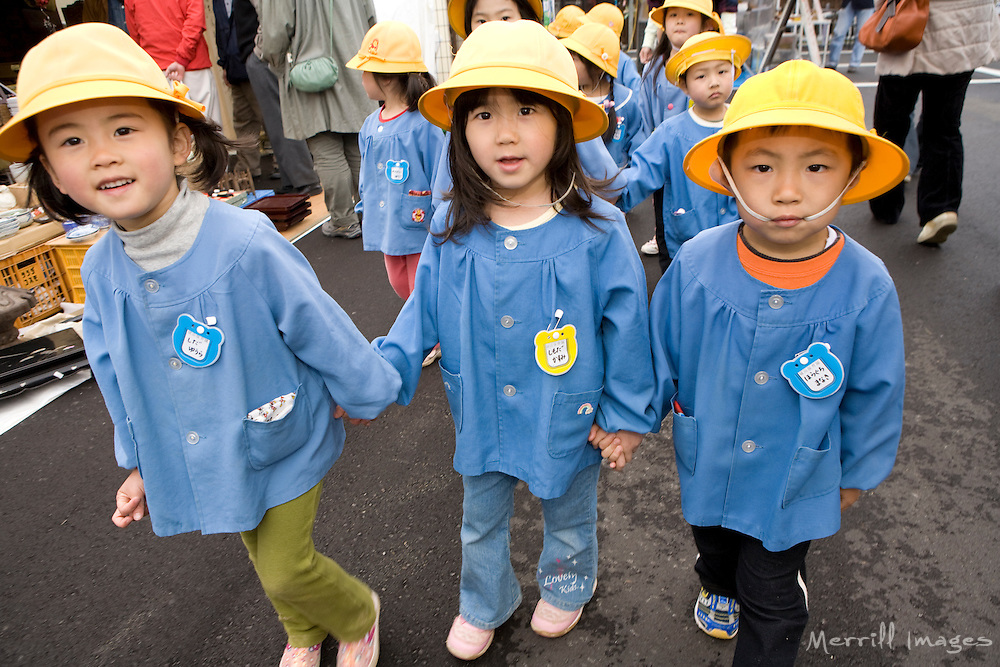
[640,237,658,255]
[917,211,958,245]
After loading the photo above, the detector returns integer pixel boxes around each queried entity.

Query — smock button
[376,126,383,133]
[500,315,514,328]
[741,440,756,453]
[768,295,784,309]
[144,279,159,293]
[186,431,200,445]
[169,358,182,370]
[754,371,769,385]
[720,208,727,214]
[377,162,383,169]
[379,201,385,208]
[504,236,517,250]
[503,384,516,396]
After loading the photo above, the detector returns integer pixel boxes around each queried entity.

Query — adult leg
[732,536,810,667]
[459,472,522,630]
[240,482,376,647]
[244,53,320,192]
[181,67,223,127]
[825,6,854,69]
[230,80,263,176]
[848,7,874,69]
[869,75,921,224]
[308,132,362,234]
[915,71,973,225]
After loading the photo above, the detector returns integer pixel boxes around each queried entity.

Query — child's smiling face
[36,98,190,231]
[664,8,705,51]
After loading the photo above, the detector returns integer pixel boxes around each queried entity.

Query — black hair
[719,126,867,172]
[574,55,617,145]
[372,71,438,112]
[462,0,541,35]
[437,87,612,244]
[26,98,245,222]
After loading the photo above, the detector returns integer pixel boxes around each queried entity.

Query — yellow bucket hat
[419,20,609,142]
[649,0,722,33]
[664,31,751,86]
[586,3,625,37]
[561,23,621,78]
[0,22,205,163]
[683,60,909,205]
[448,0,543,38]
[547,4,586,38]
[347,21,428,73]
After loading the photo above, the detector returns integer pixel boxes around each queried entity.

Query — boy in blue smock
[599,60,908,665]
[617,32,750,266]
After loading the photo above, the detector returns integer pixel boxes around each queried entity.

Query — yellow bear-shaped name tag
[534,324,578,376]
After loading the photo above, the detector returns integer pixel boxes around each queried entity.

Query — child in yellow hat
[617,32,750,262]
[0,23,402,667]
[347,21,443,307]
[585,2,642,93]
[547,3,586,38]
[562,22,647,167]
[372,19,656,662]
[596,59,907,666]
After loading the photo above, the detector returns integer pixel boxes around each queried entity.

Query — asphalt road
[1,63,998,666]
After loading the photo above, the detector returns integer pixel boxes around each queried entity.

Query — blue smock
[638,56,688,135]
[617,52,642,94]
[356,108,446,255]
[375,198,657,499]
[602,82,648,168]
[82,201,402,536]
[649,223,905,551]
[617,109,739,256]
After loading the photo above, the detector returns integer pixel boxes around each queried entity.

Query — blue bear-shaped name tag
[172,314,225,368]
[385,159,409,184]
[780,342,844,399]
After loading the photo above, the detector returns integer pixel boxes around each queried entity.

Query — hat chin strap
[476,172,577,208]
[717,159,865,223]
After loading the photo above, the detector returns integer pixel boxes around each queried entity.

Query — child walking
[617,32,750,264]
[607,60,908,665]
[374,19,656,661]
[348,21,444,301]
[562,22,647,168]
[0,23,401,667]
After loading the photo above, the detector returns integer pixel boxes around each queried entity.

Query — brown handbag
[858,0,931,53]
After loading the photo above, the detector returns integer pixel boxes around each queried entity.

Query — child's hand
[112,468,146,528]
[840,488,862,510]
[589,426,642,470]
[333,405,371,426]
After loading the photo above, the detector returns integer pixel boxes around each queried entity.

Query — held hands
[589,425,642,470]
[840,488,862,510]
[112,468,147,528]
[333,405,371,426]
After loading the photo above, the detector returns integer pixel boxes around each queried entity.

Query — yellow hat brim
[346,54,428,73]
[561,36,618,77]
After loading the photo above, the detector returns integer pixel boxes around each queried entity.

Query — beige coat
[876,0,1000,76]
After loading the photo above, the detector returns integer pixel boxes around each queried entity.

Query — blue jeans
[459,464,600,630]
[826,5,874,69]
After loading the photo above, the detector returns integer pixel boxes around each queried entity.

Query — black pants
[869,71,974,226]
[653,188,671,273]
[692,526,810,667]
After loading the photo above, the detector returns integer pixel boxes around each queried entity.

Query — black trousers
[653,188,671,273]
[692,526,810,667]
[869,71,974,226]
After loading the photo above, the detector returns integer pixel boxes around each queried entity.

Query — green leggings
[241,482,375,648]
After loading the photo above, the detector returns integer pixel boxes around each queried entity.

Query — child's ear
[708,158,734,194]
[38,154,68,195]
[675,77,689,96]
[170,122,194,167]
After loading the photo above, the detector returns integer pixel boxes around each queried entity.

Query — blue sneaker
[694,587,739,639]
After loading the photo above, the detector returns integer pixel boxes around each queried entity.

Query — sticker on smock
[385,159,409,184]
[780,342,844,399]
[172,314,225,368]
[534,309,578,376]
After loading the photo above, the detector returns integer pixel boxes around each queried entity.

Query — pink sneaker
[530,598,583,638]
[445,615,494,660]
[336,591,380,667]
[279,643,321,667]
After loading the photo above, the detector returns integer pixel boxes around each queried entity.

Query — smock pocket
[546,387,603,458]
[668,206,701,245]
[782,433,841,508]
[670,406,698,476]
[401,193,432,231]
[440,366,463,433]
[242,384,311,470]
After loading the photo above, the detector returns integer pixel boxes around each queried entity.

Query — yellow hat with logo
[683,59,909,204]
[347,21,428,73]
[586,3,625,37]
[0,22,206,163]
[664,31,751,85]
[548,4,586,38]
[419,20,609,141]
[562,23,621,78]
[448,0,543,38]
[649,0,722,34]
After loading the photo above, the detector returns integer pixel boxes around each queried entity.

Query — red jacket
[124,0,212,70]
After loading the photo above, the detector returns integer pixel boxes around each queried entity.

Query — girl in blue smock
[0,24,399,667]
[374,20,656,662]
[584,2,643,94]
[348,21,444,301]
[562,23,647,168]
